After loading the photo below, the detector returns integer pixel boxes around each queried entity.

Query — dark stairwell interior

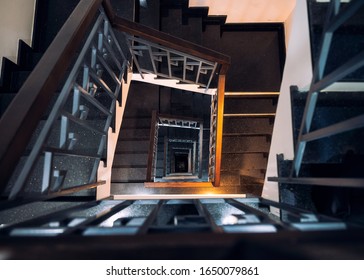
[110,0,285,196]
[1,0,364,260]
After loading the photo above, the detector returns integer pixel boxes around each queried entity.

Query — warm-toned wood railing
[0,0,230,192]
[214,75,226,187]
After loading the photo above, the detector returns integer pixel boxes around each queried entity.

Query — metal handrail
[0,0,230,196]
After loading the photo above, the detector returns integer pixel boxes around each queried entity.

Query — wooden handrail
[102,0,230,74]
[214,75,226,187]
[146,110,158,182]
[0,0,103,192]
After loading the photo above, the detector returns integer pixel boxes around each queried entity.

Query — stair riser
[221,153,267,170]
[111,168,147,181]
[223,117,273,134]
[113,153,148,166]
[121,118,152,129]
[224,97,277,114]
[115,140,150,153]
[222,136,271,153]
[220,172,240,186]
[120,128,150,139]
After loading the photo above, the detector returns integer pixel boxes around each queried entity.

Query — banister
[0,0,103,192]
[102,0,230,74]
[0,0,230,193]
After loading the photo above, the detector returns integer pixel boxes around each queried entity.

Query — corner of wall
[96,70,133,200]
[262,0,313,203]
[0,0,36,72]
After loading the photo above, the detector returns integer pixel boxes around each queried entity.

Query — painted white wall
[262,0,313,202]
[0,0,36,70]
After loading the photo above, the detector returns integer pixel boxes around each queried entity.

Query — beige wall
[189,0,297,62]
[189,0,296,23]
[263,0,313,203]
[0,0,36,70]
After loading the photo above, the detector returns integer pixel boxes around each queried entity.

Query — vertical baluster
[41,152,53,193]
[60,116,69,149]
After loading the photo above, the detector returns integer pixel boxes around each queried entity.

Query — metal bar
[292,49,364,177]
[137,200,164,234]
[196,61,202,84]
[5,10,104,199]
[89,68,116,99]
[183,56,187,81]
[314,0,339,80]
[317,32,333,80]
[205,62,218,90]
[225,199,293,230]
[146,111,158,181]
[158,123,200,130]
[61,200,133,235]
[194,200,223,233]
[62,111,106,136]
[125,36,144,79]
[41,152,53,193]
[60,115,69,149]
[0,200,100,234]
[147,45,158,75]
[193,141,197,175]
[113,26,230,69]
[326,0,364,33]
[96,52,122,87]
[76,84,112,116]
[144,70,207,87]
[163,136,168,177]
[43,147,101,159]
[100,33,123,71]
[311,49,364,94]
[167,50,172,78]
[100,10,127,62]
[302,114,364,143]
[198,122,203,178]
[291,91,319,176]
[268,176,364,188]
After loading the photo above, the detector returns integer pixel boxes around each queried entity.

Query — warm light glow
[189,0,296,23]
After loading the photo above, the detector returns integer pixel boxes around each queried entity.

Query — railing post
[146,110,158,182]
[214,75,225,187]
[198,122,204,178]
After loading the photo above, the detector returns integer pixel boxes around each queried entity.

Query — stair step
[0,58,20,92]
[223,117,274,134]
[111,182,247,196]
[221,153,268,169]
[111,167,147,182]
[17,40,43,70]
[220,171,241,186]
[121,117,152,129]
[223,133,271,138]
[115,140,150,153]
[113,153,148,166]
[222,136,271,153]
[119,128,150,138]
[224,97,277,114]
